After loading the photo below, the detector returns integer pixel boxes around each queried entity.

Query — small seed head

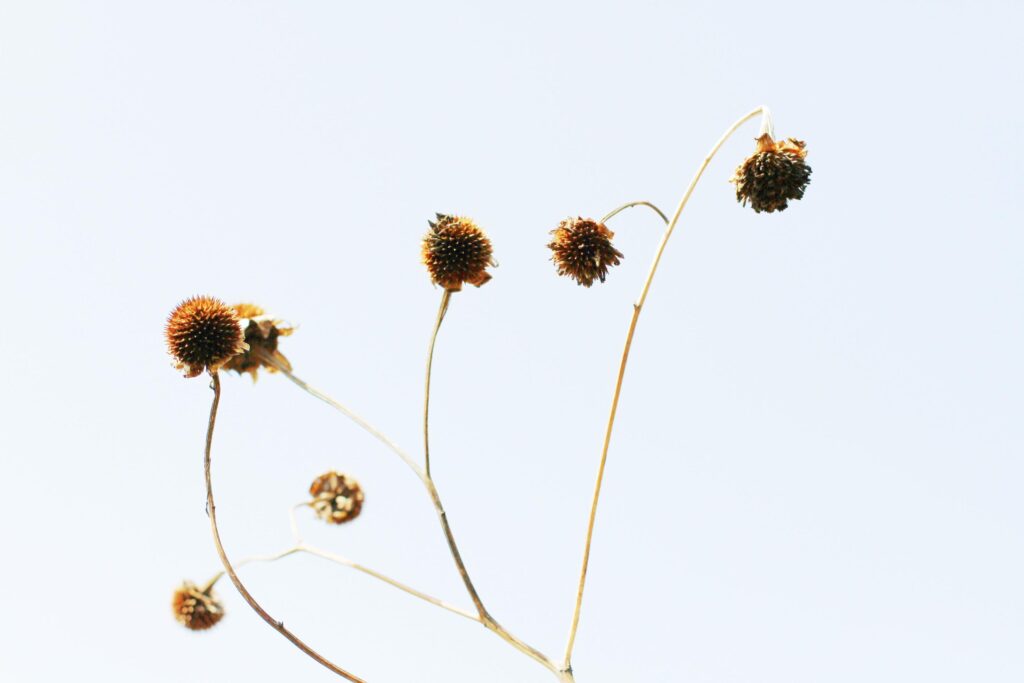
[221,303,294,381]
[172,581,224,631]
[421,214,495,291]
[165,296,247,378]
[308,470,365,525]
[548,217,624,287]
[730,134,812,213]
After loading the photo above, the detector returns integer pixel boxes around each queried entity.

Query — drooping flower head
[165,296,247,378]
[421,214,495,291]
[308,470,365,525]
[221,303,294,381]
[172,581,224,631]
[730,134,812,213]
[547,217,624,287]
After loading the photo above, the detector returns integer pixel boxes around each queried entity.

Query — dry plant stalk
[164,105,811,681]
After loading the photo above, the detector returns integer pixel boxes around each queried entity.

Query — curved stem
[203,543,478,622]
[289,503,307,544]
[424,477,488,619]
[419,291,567,679]
[255,347,425,480]
[203,372,365,682]
[201,546,305,593]
[600,200,670,226]
[562,106,770,671]
[423,289,451,478]
[299,544,479,622]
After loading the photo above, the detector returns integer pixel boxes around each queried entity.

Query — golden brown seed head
[172,582,224,631]
[165,296,247,378]
[421,214,495,291]
[730,134,812,213]
[308,471,365,525]
[548,217,624,287]
[221,303,294,381]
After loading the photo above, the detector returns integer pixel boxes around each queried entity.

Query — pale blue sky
[1,1,1021,681]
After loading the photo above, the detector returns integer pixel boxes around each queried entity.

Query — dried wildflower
[221,303,294,381]
[548,217,624,287]
[730,134,812,213]
[308,471,365,525]
[165,296,247,378]
[421,214,495,291]
[172,581,224,631]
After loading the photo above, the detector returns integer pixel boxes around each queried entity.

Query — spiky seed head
[421,214,495,291]
[548,217,624,287]
[221,303,295,381]
[172,581,224,631]
[308,470,365,525]
[165,296,247,378]
[730,134,812,213]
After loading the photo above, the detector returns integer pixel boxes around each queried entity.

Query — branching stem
[561,106,771,672]
[256,338,567,679]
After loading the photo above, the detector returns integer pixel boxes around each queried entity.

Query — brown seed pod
[172,581,224,631]
[308,470,365,525]
[221,303,294,381]
[165,296,247,378]
[421,214,495,291]
[730,134,812,213]
[547,217,624,287]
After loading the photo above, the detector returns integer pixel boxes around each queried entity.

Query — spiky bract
[730,134,812,213]
[421,214,495,291]
[165,296,247,378]
[548,217,624,287]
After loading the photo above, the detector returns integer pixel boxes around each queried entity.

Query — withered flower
[221,303,294,381]
[172,581,224,631]
[308,470,365,525]
[730,134,812,213]
[165,296,247,378]
[421,214,495,291]
[548,217,624,287]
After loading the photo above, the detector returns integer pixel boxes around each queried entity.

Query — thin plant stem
[561,106,770,672]
[599,200,670,226]
[203,372,365,682]
[204,541,478,622]
[299,545,479,622]
[289,503,307,544]
[418,291,568,679]
[255,348,566,679]
[423,289,451,478]
[254,347,425,479]
[201,546,305,593]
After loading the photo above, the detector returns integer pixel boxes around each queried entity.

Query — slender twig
[204,541,478,622]
[203,372,365,682]
[423,289,451,478]
[299,545,479,622]
[599,200,670,226]
[254,347,425,479]
[562,106,771,671]
[289,503,307,544]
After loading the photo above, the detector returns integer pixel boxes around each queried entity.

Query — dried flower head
[172,581,224,631]
[548,217,624,287]
[308,470,365,525]
[730,134,812,213]
[421,214,495,291]
[165,296,247,378]
[221,303,294,381]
